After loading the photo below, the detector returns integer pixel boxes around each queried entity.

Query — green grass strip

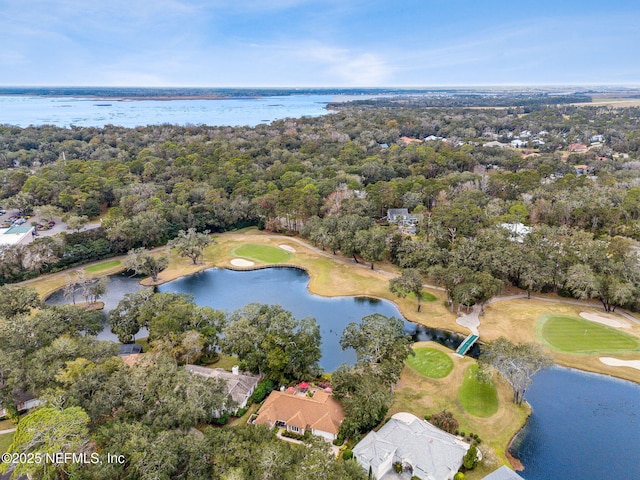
[0,432,14,454]
[406,347,454,379]
[458,364,498,418]
[84,260,122,273]
[232,244,292,263]
[539,315,639,354]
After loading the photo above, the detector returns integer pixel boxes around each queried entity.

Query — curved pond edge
[30,239,640,384]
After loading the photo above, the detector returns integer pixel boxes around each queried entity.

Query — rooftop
[353,412,469,480]
[254,388,344,435]
[186,365,260,406]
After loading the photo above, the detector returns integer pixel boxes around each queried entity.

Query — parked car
[0,209,6,215]
[14,218,27,225]
[48,220,56,227]
[1,222,11,228]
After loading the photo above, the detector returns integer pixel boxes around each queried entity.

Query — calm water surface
[44,267,640,478]
[512,367,640,480]
[45,273,147,341]
[158,267,412,371]
[0,95,334,128]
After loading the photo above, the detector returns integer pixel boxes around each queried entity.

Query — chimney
[232,365,239,375]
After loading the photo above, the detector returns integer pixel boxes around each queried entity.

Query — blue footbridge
[456,333,479,356]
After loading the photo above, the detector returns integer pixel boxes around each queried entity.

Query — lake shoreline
[22,231,640,384]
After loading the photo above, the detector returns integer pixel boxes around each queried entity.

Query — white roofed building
[353,412,470,480]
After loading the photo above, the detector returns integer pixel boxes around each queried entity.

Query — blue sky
[1,0,639,87]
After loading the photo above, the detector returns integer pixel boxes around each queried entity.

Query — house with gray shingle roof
[186,364,260,410]
[353,412,470,480]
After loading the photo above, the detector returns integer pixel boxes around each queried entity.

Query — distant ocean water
[0,94,337,128]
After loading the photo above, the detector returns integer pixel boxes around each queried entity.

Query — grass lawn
[406,347,454,379]
[458,365,499,418]
[0,432,14,453]
[408,290,438,302]
[538,315,640,354]
[231,244,292,263]
[84,260,122,273]
[0,418,16,430]
[205,354,240,371]
[391,342,529,475]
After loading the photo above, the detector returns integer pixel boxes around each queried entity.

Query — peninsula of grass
[231,244,292,263]
[84,260,122,273]
[458,365,499,418]
[538,315,640,354]
[406,347,454,378]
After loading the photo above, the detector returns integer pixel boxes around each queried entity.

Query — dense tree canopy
[221,303,321,384]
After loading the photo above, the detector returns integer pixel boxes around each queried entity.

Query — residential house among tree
[0,389,42,419]
[387,208,422,234]
[186,365,261,410]
[568,143,588,153]
[253,387,344,441]
[353,412,470,480]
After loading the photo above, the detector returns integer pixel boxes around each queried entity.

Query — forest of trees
[1,97,640,478]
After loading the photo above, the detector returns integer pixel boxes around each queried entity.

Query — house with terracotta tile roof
[568,143,588,153]
[400,136,423,145]
[253,388,344,441]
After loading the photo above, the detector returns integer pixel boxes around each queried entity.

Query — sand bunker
[580,312,631,329]
[230,258,255,267]
[279,244,296,253]
[599,357,640,371]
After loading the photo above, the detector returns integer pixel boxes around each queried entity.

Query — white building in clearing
[353,412,470,480]
[0,225,34,247]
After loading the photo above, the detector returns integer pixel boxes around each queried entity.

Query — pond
[45,273,147,341]
[44,267,640,477]
[43,267,466,366]
[512,367,640,479]
[157,267,437,371]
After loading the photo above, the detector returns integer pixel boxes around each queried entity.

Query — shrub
[333,437,344,446]
[463,445,479,470]
[454,473,466,480]
[234,407,247,417]
[342,449,353,460]
[428,410,459,434]
[393,462,403,473]
[213,412,230,425]
[281,430,306,441]
[251,379,276,403]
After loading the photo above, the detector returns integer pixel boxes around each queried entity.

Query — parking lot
[0,208,100,240]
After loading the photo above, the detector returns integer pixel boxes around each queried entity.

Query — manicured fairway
[406,347,454,378]
[458,365,498,417]
[232,244,292,263]
[539,315,639,353]
[84,260,122,273]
